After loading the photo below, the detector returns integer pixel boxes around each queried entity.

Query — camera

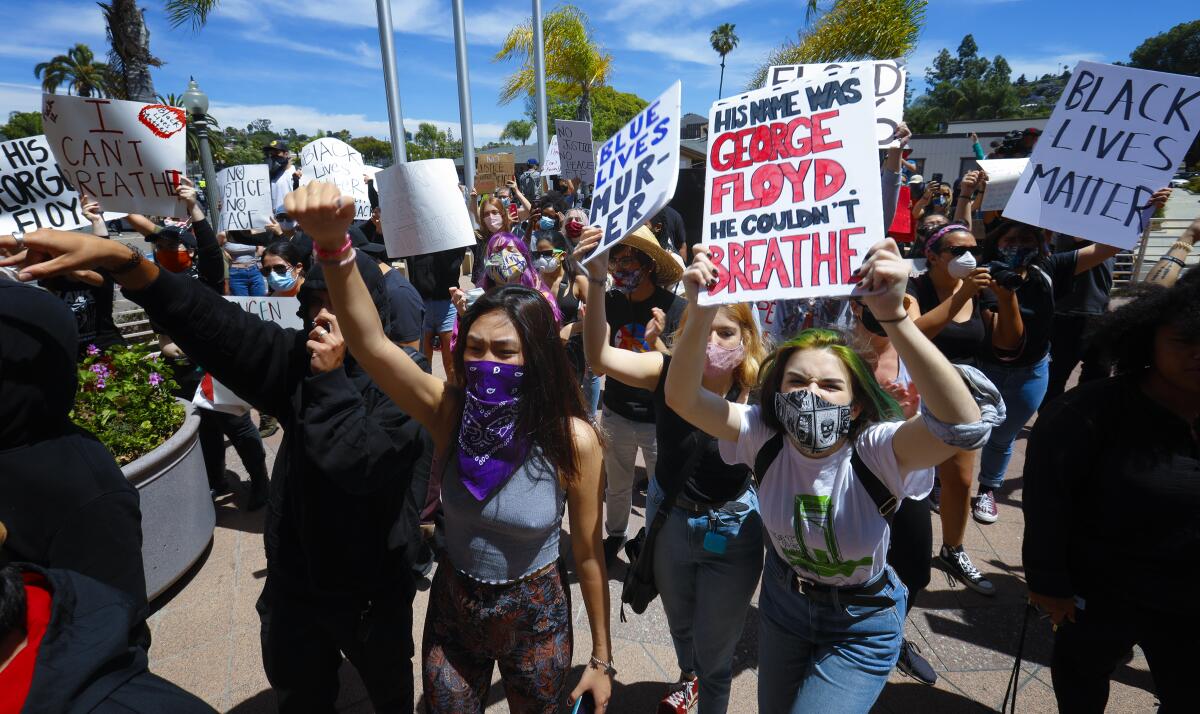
[984,261,1026,290]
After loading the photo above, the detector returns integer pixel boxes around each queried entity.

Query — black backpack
[752,433,898,524]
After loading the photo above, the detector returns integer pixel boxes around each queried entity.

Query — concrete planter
[121,399,214,600]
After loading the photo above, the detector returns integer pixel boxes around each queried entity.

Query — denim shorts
[422,298,457,334]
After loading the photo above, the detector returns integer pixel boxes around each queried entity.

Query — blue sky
[1,1,1195,145]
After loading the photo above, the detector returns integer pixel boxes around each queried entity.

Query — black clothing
[123,250,432,711]
[1022,376,1200,613]
[11,564,214,714]
[906,272,985,363]
[1055,257,1113,317]
[979,251,1077,367]
[1051,595,1194,712]
[42,273,126,355]
[1043,313,1112,405]
[886,496,932,606]
[407,247,464,301]
[602,287,685,422]
[382,269,424,344]
[0,281,146,607]
[652,355,750,505]
[147,216,223,336]
[198,410,269,493]
[653,205,687,254]
[554,274,581,325]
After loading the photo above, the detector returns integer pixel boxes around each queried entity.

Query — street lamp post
[180,78,220,227]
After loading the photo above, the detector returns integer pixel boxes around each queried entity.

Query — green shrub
[1186,177,1200,194]
[72,342,185,466]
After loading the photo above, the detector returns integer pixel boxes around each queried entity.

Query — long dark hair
[1087,269,1200,375]
[453,286,597,482]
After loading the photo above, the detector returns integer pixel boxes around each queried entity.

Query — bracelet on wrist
[588,656,617,677]
[313,234,353,260]
[1161,255,1186,269]
[875,313,908,324]
[1169,241,1194,254]
[318,247,357,268]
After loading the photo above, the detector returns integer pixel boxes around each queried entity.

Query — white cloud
[209,100,504,143]
[32,2,109,40]
[1006,52,1104,81]
[0,82,43,118]
[600,0,752,24]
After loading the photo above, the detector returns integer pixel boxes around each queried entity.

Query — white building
[906,117,1049,183]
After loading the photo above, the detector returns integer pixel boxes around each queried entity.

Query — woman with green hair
[666,238,1001,713]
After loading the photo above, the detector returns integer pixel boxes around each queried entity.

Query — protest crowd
[2,42,1200,714]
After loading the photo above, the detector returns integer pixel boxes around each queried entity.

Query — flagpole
[532,0,549,166]
[452,0,476,194]
[375,0,408,163]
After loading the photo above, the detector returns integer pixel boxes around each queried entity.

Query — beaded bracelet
[1169,241,1194,254]
[314,234,352,260]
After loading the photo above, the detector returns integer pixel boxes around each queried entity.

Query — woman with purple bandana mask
[575,225,768,714]
[273,182,615,714]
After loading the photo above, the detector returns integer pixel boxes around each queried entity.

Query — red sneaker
[657,677,699,713]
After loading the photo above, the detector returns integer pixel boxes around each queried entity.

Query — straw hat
[616,225,684,286]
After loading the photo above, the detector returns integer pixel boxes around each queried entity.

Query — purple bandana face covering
[458,360,529,500]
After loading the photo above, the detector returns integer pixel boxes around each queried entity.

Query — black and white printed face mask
[774,389,852,456]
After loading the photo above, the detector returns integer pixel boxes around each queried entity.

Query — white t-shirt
[271,166,295,215]
[719,404,933,586]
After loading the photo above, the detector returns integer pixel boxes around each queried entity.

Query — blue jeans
[647,479,764,714]
[228,265,267,296]
[977,354,1050,490]
[758,551,906,714]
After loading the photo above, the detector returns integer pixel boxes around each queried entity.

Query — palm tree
[499,119,534,145]
[99,0,161,100]
[749,0,927,89]
[495,4,613,124]
[710,23,739,99]
[35,44,114,97]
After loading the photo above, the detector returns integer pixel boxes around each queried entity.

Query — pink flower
[86,344,100,356]
[149,372,163,387]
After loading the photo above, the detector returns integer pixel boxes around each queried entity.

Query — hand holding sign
[284,181,356,252]
[572,225,608,279]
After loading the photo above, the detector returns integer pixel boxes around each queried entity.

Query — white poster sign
[768,60,907,147]
[1,134,108,233]
[700,74,885,305]
[543,135,561,175]
[585,81,681,263]
[977,158,1029,211]
[299,137,371,220]
[215,164,272,232]
[1003,61,1200,248]
[41,94,186,216]
[195,296,303,414]
[375,158,476,258]
[554,119,595,188]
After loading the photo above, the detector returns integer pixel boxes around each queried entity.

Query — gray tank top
[441,448,565,583]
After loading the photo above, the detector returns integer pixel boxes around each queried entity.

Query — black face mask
[858,303,888,337]
[267,155,288,180]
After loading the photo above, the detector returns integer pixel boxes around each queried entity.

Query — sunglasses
[533,249,563,260]
[261,264,293,276]
[943,245,980,258]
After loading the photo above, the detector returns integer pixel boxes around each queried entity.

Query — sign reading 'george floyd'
[215,164,272,232]
[699,74,885,306]
[41,94,186,216]
[584,81,681,264]
[768,60,907,147]
[1003,61,1200,249]
[0,134,92,233]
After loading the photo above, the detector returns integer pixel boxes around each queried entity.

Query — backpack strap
[753,432,785,487]
[850,447,899,525]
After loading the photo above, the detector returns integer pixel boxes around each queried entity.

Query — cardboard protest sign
[215,164,272,232]
[374,158,476,258]
[41,94,185,216]
[1,134,95,233]
[543,135,561,175]
[299,137,371,220]
[475,153,514,193]
[584,81,681,264]
[554,119,595,188]
[769,60,906,147]
[195,296,303,414]
[1003,61,1200,248]
[699,74,885,306]
[977,158,1028,211]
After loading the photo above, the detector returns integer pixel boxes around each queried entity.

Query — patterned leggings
[422,561,572,713]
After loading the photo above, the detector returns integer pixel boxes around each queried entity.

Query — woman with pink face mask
[472,197,512,284]
[575,226,768,714]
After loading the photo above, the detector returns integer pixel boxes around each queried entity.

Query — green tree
[499,119,534,145]
[98,0,161,100]
[495,4,613,124]
[35,44,114,97]
[0,111,44,140]
[710,23,739,99]
[543,83,647,142]
[349,136,393,164]
[906,34,1022,133]
[750,0,927,88]
[1128,19,1200,78]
